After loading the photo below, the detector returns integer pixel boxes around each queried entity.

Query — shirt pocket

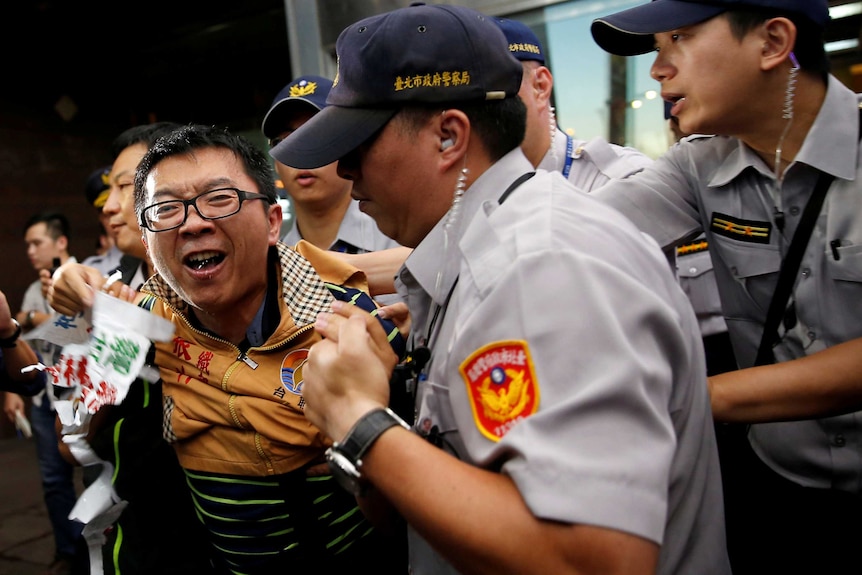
[710,233,781,306]
[677,250,723,317]
[826,241,862,282]
[823,243,862,340]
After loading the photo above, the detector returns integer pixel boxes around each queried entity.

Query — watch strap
[333,407,411,463]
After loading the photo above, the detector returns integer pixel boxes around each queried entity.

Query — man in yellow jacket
[50,124,405,575]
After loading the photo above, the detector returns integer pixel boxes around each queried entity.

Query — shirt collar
[709,75,859,187]
[402,148,534,306]
[797,74,859,180]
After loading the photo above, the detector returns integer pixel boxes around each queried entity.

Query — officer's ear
[531,64,554,103]
[760,17,796,72]
[437,110,469,156]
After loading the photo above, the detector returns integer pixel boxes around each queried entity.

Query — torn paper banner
[69,461,129,575]
[22,309,91,346]
[46,292,174,416]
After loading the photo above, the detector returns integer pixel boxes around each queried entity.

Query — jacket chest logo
[280,348,309,395]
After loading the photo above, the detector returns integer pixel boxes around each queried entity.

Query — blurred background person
[4,211,85,575]
[263,75,403,257]
[80,165,122,275]
[494,16,652,188]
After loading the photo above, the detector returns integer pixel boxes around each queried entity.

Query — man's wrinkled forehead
[145,177,242,203]
[143,149,250,200]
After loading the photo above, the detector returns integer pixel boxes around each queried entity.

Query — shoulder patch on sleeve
[459,340,539,442]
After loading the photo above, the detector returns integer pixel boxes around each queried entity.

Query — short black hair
[24,211,70,240]
[395,97,527,163]
[133,124,278,218]
[461,98,528,162]
[111,122,183,161]
[725,10,829,79]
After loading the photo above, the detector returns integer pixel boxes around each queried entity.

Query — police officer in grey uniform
[591,0,862,573]
[494,17,652,189]
[334,17,654,422]
[263,75,402,256]
[272,4,731,574]
[347,18,655,298]
[501,16,735,378]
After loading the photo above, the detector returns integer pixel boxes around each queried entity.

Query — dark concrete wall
[0,101,119,312]
[0,101,120,438]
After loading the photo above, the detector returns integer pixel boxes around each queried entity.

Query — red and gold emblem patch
[459,340,539,442]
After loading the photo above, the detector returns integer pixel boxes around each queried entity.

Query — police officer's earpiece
[440,138,454,151]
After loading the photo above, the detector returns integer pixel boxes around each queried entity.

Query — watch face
[326,447,362,496]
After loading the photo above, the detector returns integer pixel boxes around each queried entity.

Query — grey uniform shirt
[538,127,653,191]
[281,199,401,254]
[676,233,728,338]
[594,74,862,493]
[543,129,727,341]
[81,245,123,276]
[397,149,730,575]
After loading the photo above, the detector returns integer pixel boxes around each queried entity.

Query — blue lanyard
[561,134,574,180]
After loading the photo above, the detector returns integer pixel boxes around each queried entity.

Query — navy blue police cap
[262,75,333,139]
[85,166,112,209]
[494,17,545,65]
[270,2,523,170]
[591,0,830,57]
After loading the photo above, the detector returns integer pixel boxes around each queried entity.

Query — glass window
[537,0,668,158]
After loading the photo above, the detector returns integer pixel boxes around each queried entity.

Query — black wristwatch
[0,319,22,348]
[326,407,411,496]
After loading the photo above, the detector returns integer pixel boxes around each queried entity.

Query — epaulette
[677,239,710,256]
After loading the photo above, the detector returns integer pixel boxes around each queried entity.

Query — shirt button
[801,268,810,278]
[689,267,698,274]
[790,206,800,216]
[833,435,846,447]
[807,331,817,340]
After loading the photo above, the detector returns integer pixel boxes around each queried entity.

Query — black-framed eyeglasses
[139,187,270,232]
